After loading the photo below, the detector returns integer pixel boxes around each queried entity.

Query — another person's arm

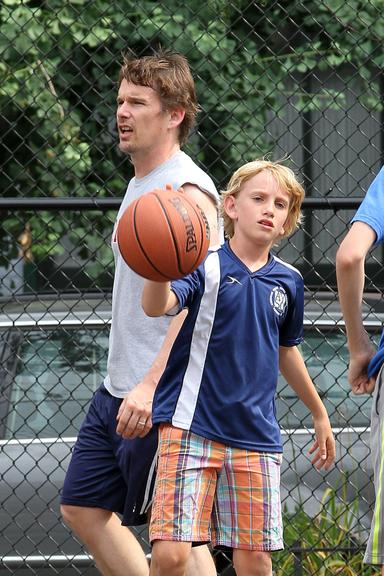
[336,221,377,394]
[279,345,335,470]
[116,184,217,439]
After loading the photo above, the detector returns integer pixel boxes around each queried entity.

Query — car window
[277,330,376,429]
[4,328,109,439]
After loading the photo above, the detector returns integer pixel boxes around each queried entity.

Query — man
[336,166,384,573]
[60,49,220,576]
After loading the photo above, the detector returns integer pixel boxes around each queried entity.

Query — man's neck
[132,143,181,178]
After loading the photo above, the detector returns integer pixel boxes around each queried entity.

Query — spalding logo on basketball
[117,187,210,281]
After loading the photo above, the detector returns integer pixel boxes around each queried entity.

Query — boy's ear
[223,194,237,220]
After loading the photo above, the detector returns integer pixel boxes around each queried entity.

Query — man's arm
[182,183,220,246]
[279,345,335,470]
[116,310,185,438]
[116,184,219,439]
[336,221,377,394]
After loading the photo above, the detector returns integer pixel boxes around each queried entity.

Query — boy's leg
[150,541,192,576]
[150,426,223,575]
[232,550,272,576]
[186,545,217,576]
[211,449,283,569]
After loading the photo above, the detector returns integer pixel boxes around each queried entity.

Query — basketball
[117,187,210,281]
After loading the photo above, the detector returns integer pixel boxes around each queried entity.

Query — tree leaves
[1,0,382,285]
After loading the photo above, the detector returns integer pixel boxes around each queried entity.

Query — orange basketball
[117,187,210,281]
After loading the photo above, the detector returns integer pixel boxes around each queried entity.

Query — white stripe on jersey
[172,251,221,428]
[273,255,303,278]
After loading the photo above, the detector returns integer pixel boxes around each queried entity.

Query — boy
[142,160,335,576]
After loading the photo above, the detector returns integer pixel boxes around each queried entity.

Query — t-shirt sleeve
[180,179,219,206]
[351,166,384,245]
[170,269,201,312]
[279,274,304,346]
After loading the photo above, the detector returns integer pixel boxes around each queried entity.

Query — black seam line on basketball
[183,196,205,268]
[133,198,171,281]
[153,192,184,276]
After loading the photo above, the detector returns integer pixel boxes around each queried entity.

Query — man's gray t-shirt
[104,151,220,398]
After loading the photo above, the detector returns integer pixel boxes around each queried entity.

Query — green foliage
[1,0,383,286]
[274,477,378,575]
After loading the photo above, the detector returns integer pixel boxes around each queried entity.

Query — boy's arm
[336,221,377,394]
[142,280,178,317]
[279,345,335,470]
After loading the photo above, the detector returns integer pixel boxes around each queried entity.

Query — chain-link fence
[1,1,384,575]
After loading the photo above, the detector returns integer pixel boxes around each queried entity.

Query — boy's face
[225,170,290,247]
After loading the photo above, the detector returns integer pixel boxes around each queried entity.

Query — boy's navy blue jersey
[152,241,304,452]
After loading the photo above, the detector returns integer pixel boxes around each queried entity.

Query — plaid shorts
[149,424,283,551]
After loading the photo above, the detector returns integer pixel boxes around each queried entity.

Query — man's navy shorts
[61,384,158,526]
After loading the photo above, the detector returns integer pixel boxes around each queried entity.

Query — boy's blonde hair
[220,160,305,239]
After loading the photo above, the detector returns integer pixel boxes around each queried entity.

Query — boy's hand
[348,346,376,395]
[308,415,336,470]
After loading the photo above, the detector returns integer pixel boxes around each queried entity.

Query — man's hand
[118,301,187,440]
[116,381,154,439]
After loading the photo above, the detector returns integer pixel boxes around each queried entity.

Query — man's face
[116,79,170,156]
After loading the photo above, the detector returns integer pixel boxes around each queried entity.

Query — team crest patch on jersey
[270,286,288,316]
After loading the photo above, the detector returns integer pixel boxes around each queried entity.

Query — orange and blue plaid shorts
[149,424,283,551]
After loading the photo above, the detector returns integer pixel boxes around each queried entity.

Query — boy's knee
[252,552,272,576]
[233,550,272,576]
[151,541,191,576]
